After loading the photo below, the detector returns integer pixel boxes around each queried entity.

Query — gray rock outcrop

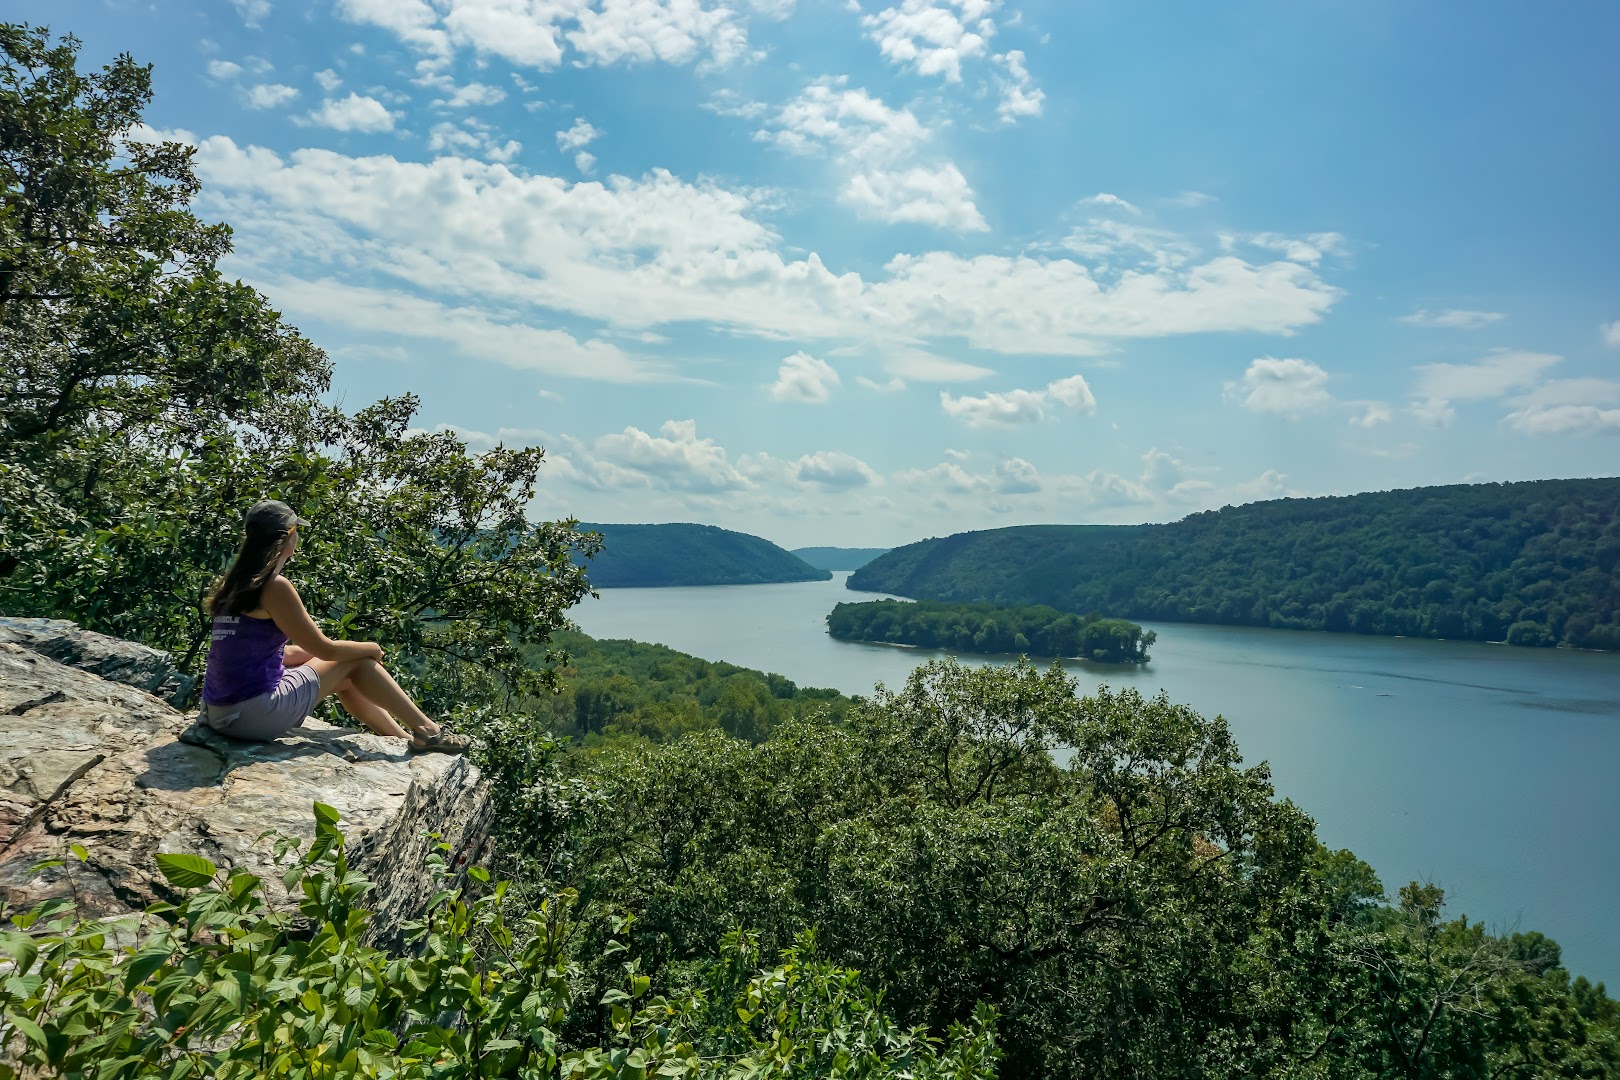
[0,617,197,709]
[0,621,489,940]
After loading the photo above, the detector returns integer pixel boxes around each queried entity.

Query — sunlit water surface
[571,572,1620,985]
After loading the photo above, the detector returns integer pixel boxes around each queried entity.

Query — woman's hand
[342,640,384,662]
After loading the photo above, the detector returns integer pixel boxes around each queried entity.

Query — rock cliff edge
[0,618,490,937]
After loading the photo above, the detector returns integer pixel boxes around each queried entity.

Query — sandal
[410,729,471,755]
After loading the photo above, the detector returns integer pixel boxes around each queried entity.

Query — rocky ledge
[0,618,490,940]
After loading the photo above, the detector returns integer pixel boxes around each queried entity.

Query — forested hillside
[517,630,852,743]
[792,546,891,570]
[579,522,832,586]
[850,479,1620,649]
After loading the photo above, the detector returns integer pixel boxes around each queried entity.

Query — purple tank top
[202,615,287,705]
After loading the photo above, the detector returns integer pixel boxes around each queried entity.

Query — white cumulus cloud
[339,0,755,70]
[442,81,507,107]
[940,373,1096,427]
[1603,321,1620,347]
[1046,373,1097,411]
[897,461,989,493]
[994,456,1041,493]
[758,80,985,232]
[795,450,879,488]
[769,352,841,402]
[567,0,751,67]
[1138,447,1217,500]
[759,82,925,161]
[556,118,600,150]
[1227,357,1333,418]
[862,0,996,82]
[337,0,450,57]
[245,83,300,109]
[841,164,987,231]
[298,93,396,132]
[940,387,1045,427]
[177,134,1346,378]
[591,419,752,492]
[992,48,1042,122]
[314,68,343,91]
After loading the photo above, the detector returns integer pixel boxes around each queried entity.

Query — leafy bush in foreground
[0,808,997,1080]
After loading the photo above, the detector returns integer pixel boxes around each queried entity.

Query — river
[570,572,1620,986]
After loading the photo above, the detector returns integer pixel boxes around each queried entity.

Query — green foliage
[0,24,596,712]
[827,599,1155,662]
[579,523,832,588]
[513,631,854,745]
[849,479,1620,650]
[1327,885,1620,1077]
[0,22,332,598]
[0,808,998,1080]
[560,659,1620,1079]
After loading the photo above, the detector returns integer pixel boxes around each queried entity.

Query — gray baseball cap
[244,499,311,534]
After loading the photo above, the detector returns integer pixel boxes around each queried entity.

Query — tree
[553,660,1620,1077]
[0,24,331,556]
[0,25,597,710]
[565,661,1351,1078]
[0,809,1000,1080]
[1336,883,1620,1077]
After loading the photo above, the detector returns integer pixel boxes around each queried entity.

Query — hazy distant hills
[580,523,832,587]
[790,547,890,571]
[850,478,1620,649]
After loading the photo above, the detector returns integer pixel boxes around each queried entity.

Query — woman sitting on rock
[199,499,468,753]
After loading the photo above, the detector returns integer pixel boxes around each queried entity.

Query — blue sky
[27,0,1620,546]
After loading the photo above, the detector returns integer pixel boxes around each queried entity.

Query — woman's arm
[261,577,383,662]
[283,645,315,667]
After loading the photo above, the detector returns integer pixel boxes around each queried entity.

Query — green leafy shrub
[0,807,998,1079]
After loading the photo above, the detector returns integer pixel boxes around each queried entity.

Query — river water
[570,572,1620,985]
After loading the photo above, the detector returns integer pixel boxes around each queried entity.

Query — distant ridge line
[579,522,831,588]
[849,477,1620,650]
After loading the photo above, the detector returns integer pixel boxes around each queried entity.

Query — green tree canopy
[849,480,1620,650]
[0,24,595,709]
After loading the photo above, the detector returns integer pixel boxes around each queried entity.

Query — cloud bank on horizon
[31,0,1620,546]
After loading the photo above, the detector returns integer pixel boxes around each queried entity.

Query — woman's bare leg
[336,684,413,740]
[308,657,440,741]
